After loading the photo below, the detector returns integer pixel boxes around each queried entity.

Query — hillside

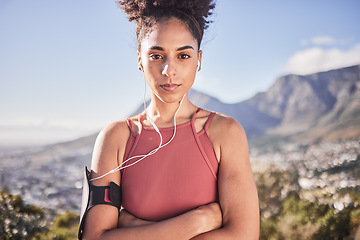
[188,65,360,144]
[7,64,357,156]
[1,65,359,239]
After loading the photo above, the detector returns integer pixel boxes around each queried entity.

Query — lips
[160,83,180,91]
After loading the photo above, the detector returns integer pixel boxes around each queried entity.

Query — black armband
[78,166,121,239]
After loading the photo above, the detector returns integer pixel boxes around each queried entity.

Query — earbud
[197,60,201,72]
[138,61,143,71]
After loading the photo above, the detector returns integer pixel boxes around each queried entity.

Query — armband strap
[78,166,121,239]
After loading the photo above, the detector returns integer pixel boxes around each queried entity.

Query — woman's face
[138,18,201,104]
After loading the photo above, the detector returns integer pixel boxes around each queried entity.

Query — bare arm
[191,116,260,240]
[85,204,220,240]
[82,121,222,240]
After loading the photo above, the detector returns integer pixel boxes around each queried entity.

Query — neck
[145,93,197,126]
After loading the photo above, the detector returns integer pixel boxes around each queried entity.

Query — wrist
[188,207,208,235]
[188,202,223,236]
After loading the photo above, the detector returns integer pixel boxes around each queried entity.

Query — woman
[80,0,259,239]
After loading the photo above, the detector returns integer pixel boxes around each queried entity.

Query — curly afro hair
[118,0,216,49]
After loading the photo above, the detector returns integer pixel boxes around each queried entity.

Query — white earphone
[90,81,187,182]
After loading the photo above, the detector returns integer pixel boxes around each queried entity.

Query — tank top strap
[126,115,144,135]
[190,108,202,124]
[204,112,216,132]
[126,118,133,133]
[138,114,144,128]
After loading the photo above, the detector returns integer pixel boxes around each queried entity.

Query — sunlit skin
[138,18,202,126]
[82,17,259,240]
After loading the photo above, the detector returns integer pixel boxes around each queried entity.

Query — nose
[162,60,176,77]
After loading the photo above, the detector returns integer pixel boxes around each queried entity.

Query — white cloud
[0,118,103,146]
[311,36,336,45]
[284,44,360,75]
[0,118,101,130]
[300,39,309,46]
[300,35,339,46]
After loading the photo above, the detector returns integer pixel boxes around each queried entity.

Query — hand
[194,202,223,234]
[118,209,154,228]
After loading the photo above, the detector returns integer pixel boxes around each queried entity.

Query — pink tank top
[121,109,218,221]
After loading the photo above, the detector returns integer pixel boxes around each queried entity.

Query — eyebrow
[150,46,164,51]
[149,45,194,51]
[177,45,194,51]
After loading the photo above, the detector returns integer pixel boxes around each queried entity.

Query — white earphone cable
[90,84,187,182]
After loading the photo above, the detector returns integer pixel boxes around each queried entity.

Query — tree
[0,190,48,239]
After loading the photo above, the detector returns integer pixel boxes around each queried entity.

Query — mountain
[29,64,360,149]
[189,65,360,143]
[245,65,360,140]
[1,65,359,214]
[120,65,360,144]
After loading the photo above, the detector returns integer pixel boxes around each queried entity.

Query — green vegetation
[255,167,360,240]
[0,190,79,240]
[1,162,360,239]
[37,211,79,240]
[0,190,48,239]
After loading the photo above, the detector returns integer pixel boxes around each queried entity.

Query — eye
[149,53,163,60]
[179,53,191,59]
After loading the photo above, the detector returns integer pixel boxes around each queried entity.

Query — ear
[197,50,203,71]
[198,50,202,62]
[137,51,144,71]
[137,51,142,65]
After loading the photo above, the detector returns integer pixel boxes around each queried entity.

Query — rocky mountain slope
[1,65,359,215]
[189,65,360,143]
[39,64,360,151]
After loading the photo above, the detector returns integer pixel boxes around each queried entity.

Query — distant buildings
[0,139,359,214]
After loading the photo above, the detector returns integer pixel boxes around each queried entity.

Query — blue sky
[1,0,360,146]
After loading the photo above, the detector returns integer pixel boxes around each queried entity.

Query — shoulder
[92,118,132,166]
[204,112,248,163]
[90,119,132,185]
[95,119,130,147]
[208,112,247,141]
